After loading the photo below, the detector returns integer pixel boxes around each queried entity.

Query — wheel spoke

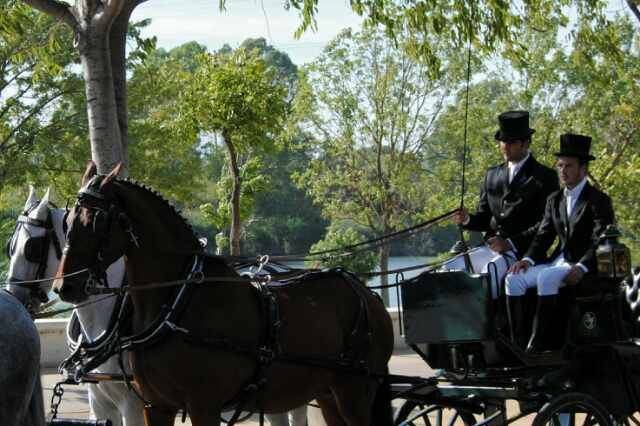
[435,408,443,426]
[422,409,433,426]
[583,414,604,426]
[446,411,459,426]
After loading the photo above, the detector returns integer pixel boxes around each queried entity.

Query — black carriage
[390,228,640,426]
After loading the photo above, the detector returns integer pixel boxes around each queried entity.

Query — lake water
[286,256,431,308]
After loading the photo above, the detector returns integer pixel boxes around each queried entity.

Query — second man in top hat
[447,110,559,298]
[505,133,615,353]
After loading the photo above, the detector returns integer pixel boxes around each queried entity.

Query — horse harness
[61,254,377,422]
[5,204,62,306]
[61,179,378,422]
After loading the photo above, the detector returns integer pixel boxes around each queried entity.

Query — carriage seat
[564,275,628,344]
[519,274,628,346]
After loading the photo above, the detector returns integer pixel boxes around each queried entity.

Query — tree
[15,0,632,178]
[181,48,288,255]
[294,27,465,302]
[0,2,80,195]
[307,223,378,281]
[244,141,329,255]
[126,41,208,204]
[13,0,150,175]
[424,12,640,255]
[284,0,635,70]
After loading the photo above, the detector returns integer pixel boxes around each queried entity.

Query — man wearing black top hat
[506,133,615,352]
[448,111,558,298]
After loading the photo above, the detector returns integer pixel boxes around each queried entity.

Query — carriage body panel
[401,271,493,344]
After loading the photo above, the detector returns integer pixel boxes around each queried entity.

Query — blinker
[24,237,47,263]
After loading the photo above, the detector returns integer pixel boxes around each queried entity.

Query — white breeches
[440,245,516,299]
[504,256,573,296]
[266,406,308,426]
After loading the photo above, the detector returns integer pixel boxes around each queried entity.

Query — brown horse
[53,163,394,426]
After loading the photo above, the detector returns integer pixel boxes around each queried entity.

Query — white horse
[5,187,145,426]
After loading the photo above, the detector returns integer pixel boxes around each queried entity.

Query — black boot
[506,296,527,348]
[526,295,558,353]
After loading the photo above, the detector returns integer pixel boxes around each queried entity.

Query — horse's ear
[100,162,124,189]
[82,161,97,186]
[32,188,50,220]
[24,185,38,211]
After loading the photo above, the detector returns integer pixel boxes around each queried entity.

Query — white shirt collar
[508,152,530,171]
[507,152,530,182]
[564,176,588,198]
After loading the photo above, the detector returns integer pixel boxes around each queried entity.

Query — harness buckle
[166,321,189,334]
[84,278,96,296]
[257,346,275,364]
[190,270,204,284]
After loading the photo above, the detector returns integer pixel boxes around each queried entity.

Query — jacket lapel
[505,155,533,196]
[498,163,509,196]
[559,192,569,238]
[569,182,590,235]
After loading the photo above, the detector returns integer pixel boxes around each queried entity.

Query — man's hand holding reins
[452,208,469,225]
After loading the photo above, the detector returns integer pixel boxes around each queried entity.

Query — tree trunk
[78,28,123,175]
[379,243,390,307]
[21,0,138,175]
[224,134,242,256]
[109,1,141,176]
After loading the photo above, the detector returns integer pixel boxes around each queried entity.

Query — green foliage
[0,209,18,280]
[180,46,290,254]
[282,0,615,76]
[182,48,288,154]
[127,43,207,204]
[306,223,379,279]
[294,27,465,252]
[199,156,269,229]
[243,142,329,255]
[0,3,80,195]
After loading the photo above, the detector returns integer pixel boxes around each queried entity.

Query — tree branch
[21,0,76,27]
[627,0,640,24]
[0,90,67,149]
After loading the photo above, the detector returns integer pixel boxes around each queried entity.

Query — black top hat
[494,110,536,142]
[554,133,596,161]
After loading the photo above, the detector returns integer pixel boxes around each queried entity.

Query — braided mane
[115,178,201,249]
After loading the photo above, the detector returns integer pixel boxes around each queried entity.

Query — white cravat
[508,153,530,184]
[564,177,588,217]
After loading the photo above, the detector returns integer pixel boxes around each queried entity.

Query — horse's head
[53,162,131,303]
[5,186,63,313]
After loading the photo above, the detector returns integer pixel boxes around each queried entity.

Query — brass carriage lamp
[596,224,631,279]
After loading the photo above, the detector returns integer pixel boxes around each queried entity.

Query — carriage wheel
[615,412,640,426]
[394,401,477,426]
[532,392,614,426]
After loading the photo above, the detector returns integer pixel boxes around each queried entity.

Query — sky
[131,0,364,65]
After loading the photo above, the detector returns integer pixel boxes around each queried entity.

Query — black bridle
[65,178,138,295]
[5,203,63,304]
